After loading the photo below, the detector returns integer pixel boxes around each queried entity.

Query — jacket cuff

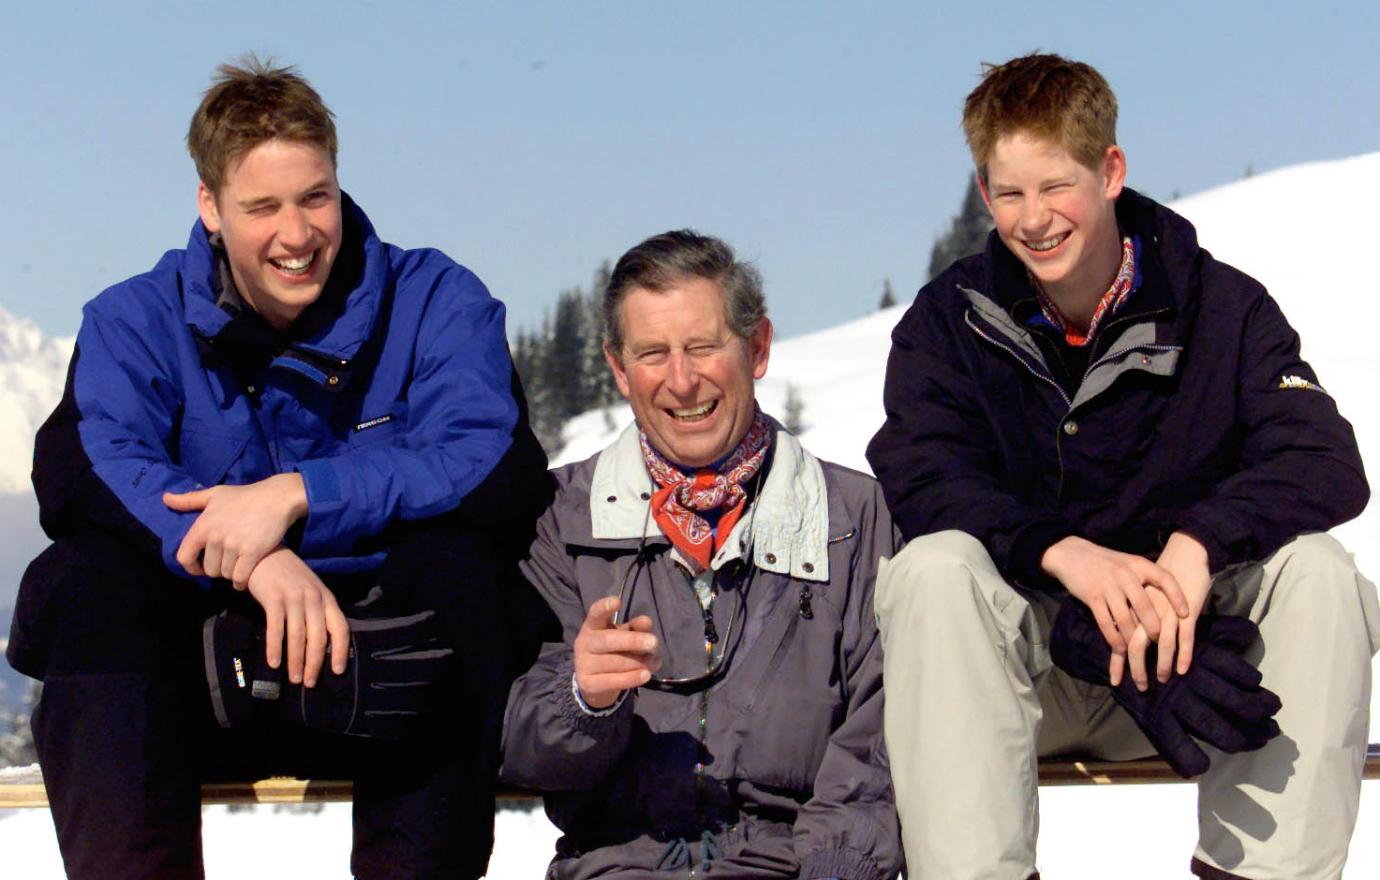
[556,652,632,735]
[798,846,877,880]
[571,672,629,717]
[1007,518,1078,590]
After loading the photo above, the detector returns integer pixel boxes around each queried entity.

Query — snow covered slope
[0,308,70,495]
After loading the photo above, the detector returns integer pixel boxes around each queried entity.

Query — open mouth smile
[1023,232,1070,253]
[667,400,718,422]
[269,251,319,278]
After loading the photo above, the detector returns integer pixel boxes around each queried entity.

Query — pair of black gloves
[203,596,453,739]
[1049,598,1282,777]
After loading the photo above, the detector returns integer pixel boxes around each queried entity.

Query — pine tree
[782,383,806,434]
[0,680,40,767]
[582,262,620,408]
[927,175,994,280]
[878,277,897,310]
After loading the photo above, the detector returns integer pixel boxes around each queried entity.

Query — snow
[3,153,1380,876]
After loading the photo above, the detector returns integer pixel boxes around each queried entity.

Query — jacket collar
[180,192,387,364]
[586,420,832,582]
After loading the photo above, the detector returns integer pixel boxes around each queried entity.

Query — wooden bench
[5,746,1379,808]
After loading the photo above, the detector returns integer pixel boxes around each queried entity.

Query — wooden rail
[4,747,1379,808]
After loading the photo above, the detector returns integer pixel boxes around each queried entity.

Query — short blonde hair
[962,53,1117,182]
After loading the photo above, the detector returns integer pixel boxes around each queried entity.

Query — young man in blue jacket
[5,59,549,879]
[868,54,1380,879]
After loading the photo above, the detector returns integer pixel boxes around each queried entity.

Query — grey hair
[603,229,767,356]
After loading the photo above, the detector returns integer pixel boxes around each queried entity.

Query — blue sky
[2,1,1376,340]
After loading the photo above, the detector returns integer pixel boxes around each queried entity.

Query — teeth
[670,401,715,420]
[271,254,314,274]
[1026,234,1068,252]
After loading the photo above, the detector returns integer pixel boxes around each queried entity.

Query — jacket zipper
[966,310,1076,503]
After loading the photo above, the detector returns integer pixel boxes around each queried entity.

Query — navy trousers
[7,517,525,880]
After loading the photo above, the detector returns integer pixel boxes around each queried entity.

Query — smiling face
[980,131,1126,309]
[605,276,772,468]
[197,138,342,330]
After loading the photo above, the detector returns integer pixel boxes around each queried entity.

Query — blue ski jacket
[34,194,518,582]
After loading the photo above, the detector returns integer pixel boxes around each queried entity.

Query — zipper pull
[798,585,814,620]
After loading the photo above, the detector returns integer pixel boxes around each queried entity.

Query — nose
[666,350,699,397]
[1019,196,1051,235]
[277,206,312,251]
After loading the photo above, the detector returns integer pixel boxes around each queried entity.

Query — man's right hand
[245,546,350,688]
[1041,536,1190,687]
[573,596,661,710]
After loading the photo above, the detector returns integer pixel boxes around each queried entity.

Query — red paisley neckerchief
[1034,235,1136,347]
[639,407,774,570]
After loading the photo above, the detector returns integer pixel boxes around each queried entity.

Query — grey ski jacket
[501,423,902,880]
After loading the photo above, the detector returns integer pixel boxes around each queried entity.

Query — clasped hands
[1041,531,1213,689]
[1043,532,1282,776]
[165,474,348,688]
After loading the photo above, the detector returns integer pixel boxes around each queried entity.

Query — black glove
[203,604,453,738]
[1048,598,1282,777]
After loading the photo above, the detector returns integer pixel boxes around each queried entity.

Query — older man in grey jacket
[501,230,902,880]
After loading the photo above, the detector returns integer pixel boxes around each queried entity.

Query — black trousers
[8,518,523,880]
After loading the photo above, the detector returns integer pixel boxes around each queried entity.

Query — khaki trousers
[875,531,1380,880]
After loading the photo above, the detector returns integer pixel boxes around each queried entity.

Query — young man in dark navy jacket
[868,53,1379,880]
[5,59,549,880]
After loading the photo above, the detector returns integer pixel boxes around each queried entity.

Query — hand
[1041,536,1190,686]
[165,473,309,587]
[245,546,349,688]
[1152,531,1214,677]
[572,596,661,710]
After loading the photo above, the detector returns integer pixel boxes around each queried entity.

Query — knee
[876,531,1006,623]
[16,534,192,675]
[1268,533,1364,608]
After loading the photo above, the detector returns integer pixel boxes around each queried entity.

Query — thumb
[164,487,212,511]
[585,595,621,631]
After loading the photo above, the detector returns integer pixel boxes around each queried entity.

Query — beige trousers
[875,531,1380,880]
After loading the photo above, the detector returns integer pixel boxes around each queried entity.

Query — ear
[976,172,994,213]
[748,317,773,381]
[197,181,222,234]
[604,343,632,400]
[1101,146,1127,200]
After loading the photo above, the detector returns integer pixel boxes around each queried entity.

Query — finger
[303,591,326,688]
[585,596,621,631]
[583,669,652,694]
[231,554,257,591]
[582,652,660,675]
[163,488,212,512]
[585,628,659,657]
[1177,613,1198,676]
[1157,611,1178,683]
[262,599,285,669]
[624,615,655,633]
[176,531,206,577]
[1143,563,1190,618]
[1089,600,1126,656]
[219,549,239,583]
[1127,627,1151,692]
[1106,593,1140,651]
[1122,581,1162,640]
[325,598,350,676]
[285,592,306,685]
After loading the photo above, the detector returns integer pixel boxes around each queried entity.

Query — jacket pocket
[177,417,250,486]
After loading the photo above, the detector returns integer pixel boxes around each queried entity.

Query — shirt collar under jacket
[589,418,832,583]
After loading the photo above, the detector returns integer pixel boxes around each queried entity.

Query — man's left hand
[1149,531,1214,680]
[166,473,309,587]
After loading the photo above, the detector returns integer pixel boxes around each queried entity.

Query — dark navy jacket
[34,194,518,583]
[866,188,1367,586]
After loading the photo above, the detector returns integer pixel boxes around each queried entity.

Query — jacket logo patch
[354,414,394,432]
[1277,374,1326,394]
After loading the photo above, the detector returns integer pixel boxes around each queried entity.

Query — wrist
[274,472,309,521]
